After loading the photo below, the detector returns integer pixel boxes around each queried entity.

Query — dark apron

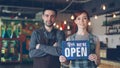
[33,28,60,68]
[33,55,60,68]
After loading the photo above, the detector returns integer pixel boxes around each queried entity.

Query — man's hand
[36,44,40,49]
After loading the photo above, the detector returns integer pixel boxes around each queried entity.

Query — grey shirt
[29,26,66,58]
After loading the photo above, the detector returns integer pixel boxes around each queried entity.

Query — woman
[59,10,100,68]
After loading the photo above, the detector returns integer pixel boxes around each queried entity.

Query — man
[29,8,66,68]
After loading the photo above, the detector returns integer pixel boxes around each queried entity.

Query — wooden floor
[99,64,120,68]
[99,49,120,68]
[0,60,120,68]
[98,60,120,68]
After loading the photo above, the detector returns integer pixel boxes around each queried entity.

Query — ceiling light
[60,27,63,30]
[56,25,59,28]
[53,23,56,26]
[113,13,116,18]
[64,20,67,24]
[71,15,74,20]
[66,0,69,2]
[67,25,70,30]
[101,4,106,10]
[94,15,98,19]
[88,21,91,26]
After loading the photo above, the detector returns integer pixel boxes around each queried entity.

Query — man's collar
[42,26,56,32]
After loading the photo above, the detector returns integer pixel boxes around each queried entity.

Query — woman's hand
[88,54,98,65]
[59,55,67,63]
[59,55,70,67]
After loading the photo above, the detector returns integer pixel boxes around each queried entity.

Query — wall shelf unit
[0,17,42,63]
[103,11,120,35]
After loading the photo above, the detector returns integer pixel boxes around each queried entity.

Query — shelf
[103,19,120,26]
[1,18,41,24]
[0,18,42,63]
[0,39,22,63]
[0,18,37,63]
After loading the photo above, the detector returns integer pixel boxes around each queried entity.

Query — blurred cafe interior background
[0,0,120,68]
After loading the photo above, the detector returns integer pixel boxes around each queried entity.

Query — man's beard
[45,23,53,27]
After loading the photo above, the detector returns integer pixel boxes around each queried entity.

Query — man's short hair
[42,7,57,16]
